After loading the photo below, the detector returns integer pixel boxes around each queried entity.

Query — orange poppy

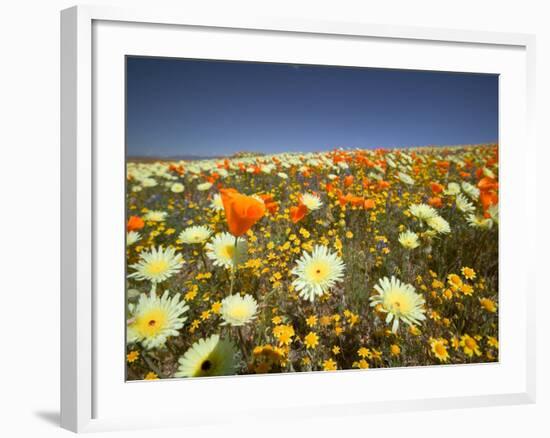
[480,191,498,211]
[168,164,184,175]
[428,196,443,208]
[343,175,354,188]
[207,173,220,184]
[477,177,498,192]
[127,215,144,231]
[486,155,498,167]
[363,199,376,209]
[259,194,279,215]
[338,192,353,207]
[430,182,444,194]
[266,202,279,215]
[220,188,266,236]
[290,203,308,223]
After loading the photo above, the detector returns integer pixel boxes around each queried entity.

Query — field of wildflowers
[125,144,498,380]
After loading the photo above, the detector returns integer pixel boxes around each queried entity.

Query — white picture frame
[60,4,536,433]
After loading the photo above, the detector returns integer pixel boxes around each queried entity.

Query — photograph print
[125,57,499,381]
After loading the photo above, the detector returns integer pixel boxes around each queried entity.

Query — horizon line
[126,142,498,161]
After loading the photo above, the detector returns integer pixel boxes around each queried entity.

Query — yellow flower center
[465,338,476,349]
[227,304,248,320]
[462,268,475,279]
[221,244,235,260]
[145,260,169,276]
[134,308,168,337]
[434,343,446,356]
[305,261,330,283]
[384,289,413,315]
[448,274,462,286]
[481,299,495,311]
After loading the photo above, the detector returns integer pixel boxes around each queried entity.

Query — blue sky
[126,56,498,157]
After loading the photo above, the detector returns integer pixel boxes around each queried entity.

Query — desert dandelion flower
[487,204,499,224]
[408,203,438,221]
[210,193,224,211]
[369,276,426,333]
[143,210,167,222]
[179,225,212,244]
[456,193,475,213]
[397,172,415,185]
[278,172,288,179]
[128,246,184,283]
[291,245,345,302]
[455,193,476,213]
[141,177,157,188]
[398,230,420,249]
[126,231,141,246]
[220,294,258,326]
[170,182,185,193]
[175,335,236,378]
[127,290,189,349]
[205,232,247,269]
[426,215,451,234]
[466,214,493,229]
[300,192,323,211]
[461,182,480,200]
[197,182,213,191]
[444,182,461,195]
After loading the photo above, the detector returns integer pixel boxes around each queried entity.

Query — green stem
[143,352,164,378]
[199,244,209,270]
[236,326,249,363]
[229,236,238,296]
[229,268,236,296]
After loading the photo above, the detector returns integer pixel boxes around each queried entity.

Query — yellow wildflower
[304,332,319,349]
[322,358,337,371]
[126,351,139,363]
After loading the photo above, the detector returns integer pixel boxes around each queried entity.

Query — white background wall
[0,0,547,436]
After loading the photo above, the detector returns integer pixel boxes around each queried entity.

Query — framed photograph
[61,5,536,433]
